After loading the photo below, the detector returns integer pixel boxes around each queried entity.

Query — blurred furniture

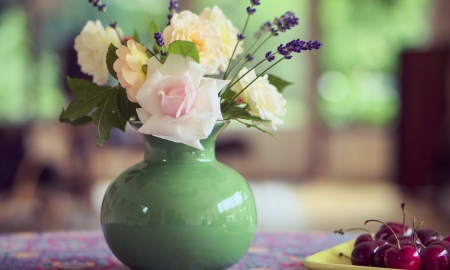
[397,48,450,187]
[0,230,354,269]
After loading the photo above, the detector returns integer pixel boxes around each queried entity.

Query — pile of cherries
[335,203,449,270]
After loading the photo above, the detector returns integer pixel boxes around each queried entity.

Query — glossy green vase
[100,120,257,270]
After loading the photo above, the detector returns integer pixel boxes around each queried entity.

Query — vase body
[100,121,257,270]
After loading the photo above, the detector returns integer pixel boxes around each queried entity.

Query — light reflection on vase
[100,120,257,270]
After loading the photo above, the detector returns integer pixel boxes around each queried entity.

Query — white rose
[199,6,243,73]
[232,68,287,130]
[163,10,223,75]
[74,20,122,85]
[135,54,229,150]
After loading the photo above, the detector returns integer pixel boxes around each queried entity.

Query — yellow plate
[303,239,399,270]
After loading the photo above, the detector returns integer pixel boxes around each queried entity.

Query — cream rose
[163,10,223,75]
[113,40,149,102]
[199,6,243,72]
[74,20,122,85]
[232,68,287,130]
[135,54,229,150]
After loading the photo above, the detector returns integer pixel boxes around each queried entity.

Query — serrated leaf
[91,87,127,146]
[117,88,141,120]
[168,40,199,63]
[106,44,119,80]
[267,74,292,93]
[133,29,140,42]
[63,77,112,119]
[59,108,93,126]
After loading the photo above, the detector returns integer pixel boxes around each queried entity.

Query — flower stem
[223,57,284,112]
[224,14,251,79]
[102,10,123,40]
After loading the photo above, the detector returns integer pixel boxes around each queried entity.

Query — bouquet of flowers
[59,0,321,150]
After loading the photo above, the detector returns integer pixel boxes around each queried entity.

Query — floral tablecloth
[0,230,353,270]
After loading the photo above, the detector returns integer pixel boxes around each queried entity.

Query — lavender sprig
[167,0,180,25]
[154,33,165,47]
[87,0,122,40]
[273,11,299,32]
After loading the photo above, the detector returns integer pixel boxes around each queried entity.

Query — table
[0,230,354,269]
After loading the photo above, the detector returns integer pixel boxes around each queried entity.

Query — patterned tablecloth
[0,230,354,270]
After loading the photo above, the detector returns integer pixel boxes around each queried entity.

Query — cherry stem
[401,202,406,236]
[412,218,426,249]
[365,219,401,249]
[334,228,373,239]
[338,252,351,260]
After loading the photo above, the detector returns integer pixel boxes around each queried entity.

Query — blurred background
[1,0,450,235]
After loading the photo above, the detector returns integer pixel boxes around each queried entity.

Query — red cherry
[416,229,441,245]
[351,241,379,266]
[354,234,374,247]
[442,235,450,242]
[374,243,394,267]
[420,245,450,270]
[375,223,410,240]
[384,245,421,270]
[429,240,450,253]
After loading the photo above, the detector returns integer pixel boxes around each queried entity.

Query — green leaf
[168,40,200,63]
[133,29,140,42]
[59,108,93,126]
[63,77,112,119]
[226,105,271,123]
[221,88,235,101]
[106,43,119,80]
[237,115,271,123]
[117,87,141,120]
[267,74,292,93]
[91,87,127,146]
[236,119,274,137]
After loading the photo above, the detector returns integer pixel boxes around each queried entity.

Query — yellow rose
[163,10,223,75]
[199,6,243,72]
[113,40,149,102]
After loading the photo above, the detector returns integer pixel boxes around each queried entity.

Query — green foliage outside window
[317,0,431,128]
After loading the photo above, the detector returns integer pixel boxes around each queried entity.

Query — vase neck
[139,121,229,163]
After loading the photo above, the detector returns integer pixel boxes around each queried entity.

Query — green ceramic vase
[100,120,257,270]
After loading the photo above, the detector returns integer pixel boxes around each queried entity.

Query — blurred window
[317,0,432,128]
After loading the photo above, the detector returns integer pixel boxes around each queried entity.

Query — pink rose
[135,54,229,150]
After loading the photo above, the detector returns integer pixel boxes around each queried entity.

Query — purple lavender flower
[270,28,279,37]
[97,4,106,11]
[237,34,246,41]
[255,21,272,38]
[161,50,167,56]
[251,0,261,5]
[277,44,289,56]
[246,54,254,62]
[88,0,106,11]
[154,33,165,47]
[277,39,322,59]
[168,0,180,13]
[265,51,275,62]
[247,6,256,15]
[273,11,299,32]
[109,22,117,28]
